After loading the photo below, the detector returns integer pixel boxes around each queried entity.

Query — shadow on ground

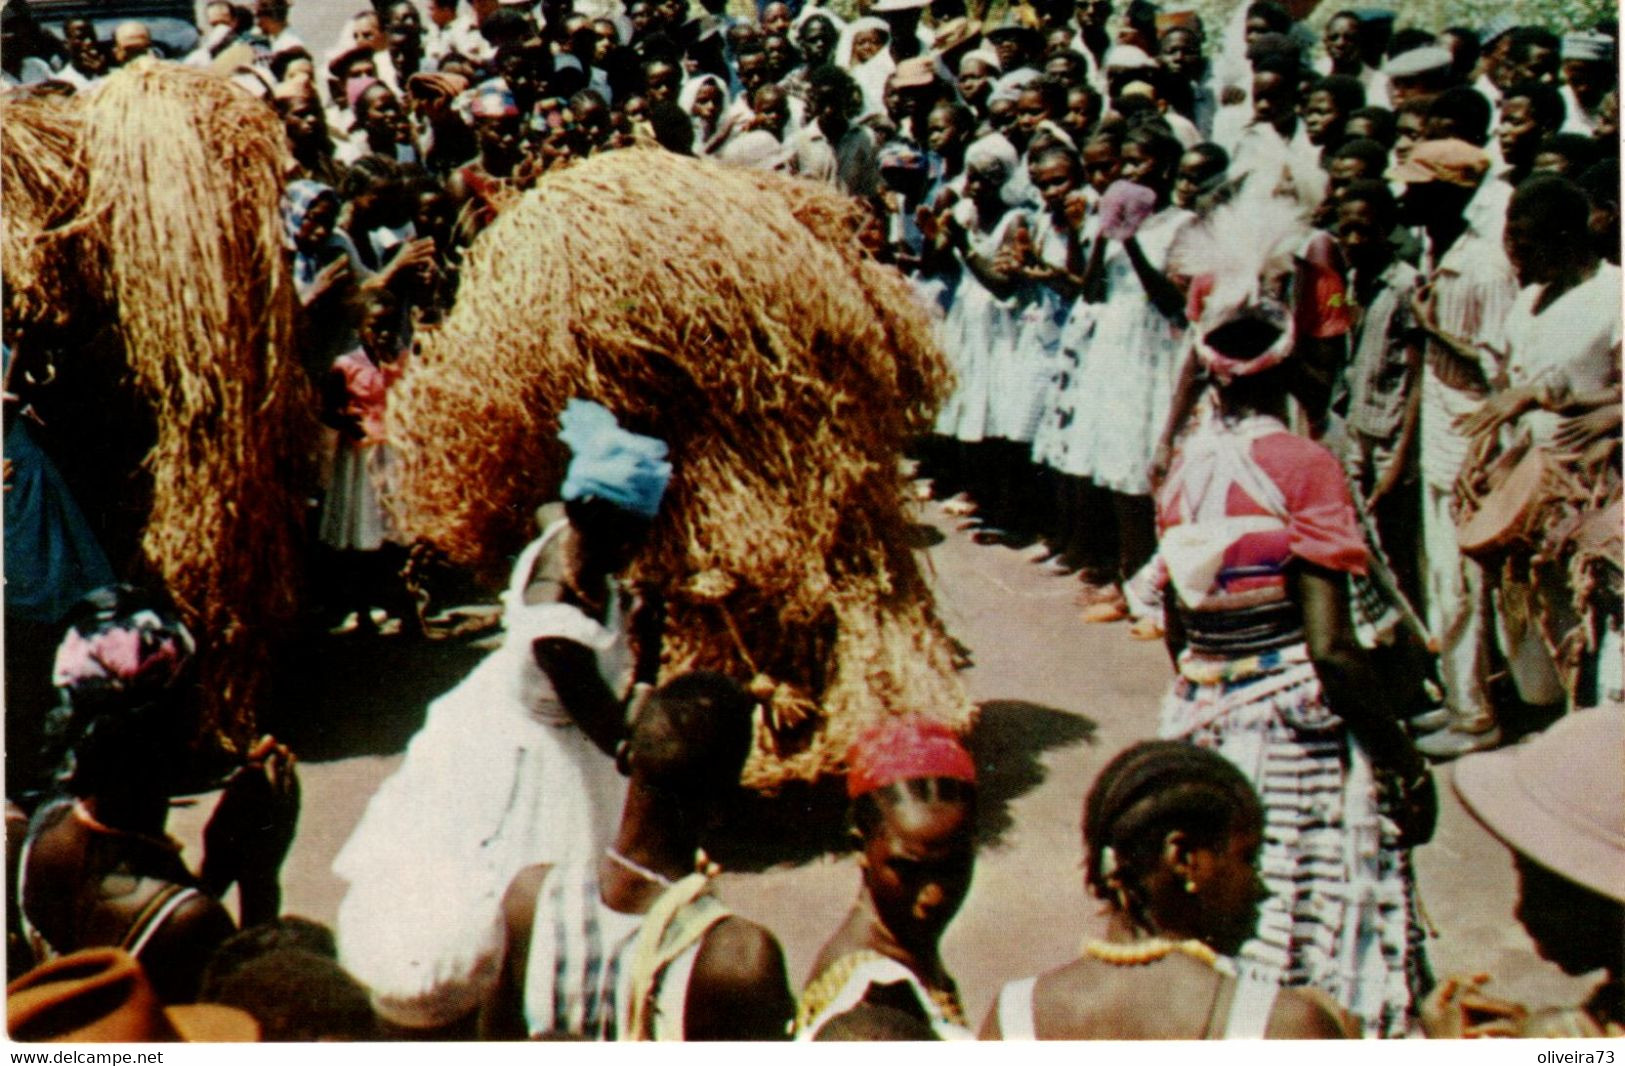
[263,627,493,763]
[969,700,1096,849]
[704,698,1097,871]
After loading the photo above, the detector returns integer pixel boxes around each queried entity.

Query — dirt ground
[166,497,1600,1035]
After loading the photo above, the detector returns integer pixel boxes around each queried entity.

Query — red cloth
[332,350,403,445]
[846,715,976,798]
[1293,230,1353,341]
[1156,430,1367,597]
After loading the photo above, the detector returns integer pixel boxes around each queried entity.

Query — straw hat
[1454,707,1625,903]
[8,949,259,1043]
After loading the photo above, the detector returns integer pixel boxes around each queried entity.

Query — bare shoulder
[1267,986,1355,1039]
[695,915,786,982]
[688,916,794,1040]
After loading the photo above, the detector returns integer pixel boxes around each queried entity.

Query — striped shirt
[1417,202,1518,490]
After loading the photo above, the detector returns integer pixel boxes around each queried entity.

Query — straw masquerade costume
[1151,195,1427,1038]
[332,401,672,1030]
[384,150,973,789]
[1,66,311,750]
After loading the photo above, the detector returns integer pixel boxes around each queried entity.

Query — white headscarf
[957,47,1002,76]
[835,16,890,69]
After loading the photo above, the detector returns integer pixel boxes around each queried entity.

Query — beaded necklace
[1083,936,1221,970]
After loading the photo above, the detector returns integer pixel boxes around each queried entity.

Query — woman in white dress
[331,399,672,1032]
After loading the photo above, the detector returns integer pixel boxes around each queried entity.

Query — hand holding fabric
[1097,180,1157,241]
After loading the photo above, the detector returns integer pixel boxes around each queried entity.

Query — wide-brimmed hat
[8,949,259,1043]
[1388,137,1488,187]
[932,16,982,56]
[891,55,938,88]
[1454,707,1624,903]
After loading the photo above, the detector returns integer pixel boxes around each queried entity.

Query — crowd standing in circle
[2,0,1620,1044]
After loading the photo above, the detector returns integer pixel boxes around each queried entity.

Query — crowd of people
[2,0,1621,1046]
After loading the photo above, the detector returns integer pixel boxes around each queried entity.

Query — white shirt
[1559,83,1601,135]
[1501,262,1623,446]
[789,120,879,197]
[1313,56,1391,109]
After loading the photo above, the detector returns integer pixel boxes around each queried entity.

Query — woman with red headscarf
[797,715,978,1040]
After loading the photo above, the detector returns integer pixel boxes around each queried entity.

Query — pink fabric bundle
[1097,179,1158,240]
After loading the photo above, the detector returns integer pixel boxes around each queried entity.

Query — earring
[1184,879,1197,894]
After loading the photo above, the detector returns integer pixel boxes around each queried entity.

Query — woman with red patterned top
[1150,290,1437,1038]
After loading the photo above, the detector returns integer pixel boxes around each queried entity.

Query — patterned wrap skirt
[1158,644,1429,1037]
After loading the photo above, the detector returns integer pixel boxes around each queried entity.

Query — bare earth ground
[166,495,1597,1035]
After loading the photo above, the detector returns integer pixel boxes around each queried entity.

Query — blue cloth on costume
[557,399,672,520]
[3,348,116,623]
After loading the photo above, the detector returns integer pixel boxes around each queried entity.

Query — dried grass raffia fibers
[387,148,972,787]
[67,63,311,745]
[1,92,90,326]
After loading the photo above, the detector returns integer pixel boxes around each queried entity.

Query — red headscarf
[845,715,976,799]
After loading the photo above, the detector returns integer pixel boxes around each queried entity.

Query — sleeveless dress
[933,206,1028,445]
[332,520,634,1029]
[318,349,403,552]
[994,966,1281,1039]
[797,951,974,1040]
[1006,210,1073,449]
[1153,413,1425,1038]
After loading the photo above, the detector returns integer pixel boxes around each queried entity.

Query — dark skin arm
[1265,987,1356,1038]
[948,213,1020,300]
[1365,337,1424,509]
[684,917,796,1040]
[1151,352,1205,488]
[1078,228,1110,304]
[197,738,299,929]
[135,894,239,1005]
[1162,589,1187,666]
[531,637,629,758]
[1123,235,1187,323]
[318,367,364,440]
[1295,563,1436,846]
[1290,333,1349,428]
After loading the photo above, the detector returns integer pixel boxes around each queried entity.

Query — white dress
[332,520,633,1029]
[1042,205,1193,493]
[933,206,1029,444]
[1030,212,1098,471]
[1005,210,1073,447]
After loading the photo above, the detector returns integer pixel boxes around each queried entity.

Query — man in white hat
[1559,31,1615,135]
[1382,44,1452,109]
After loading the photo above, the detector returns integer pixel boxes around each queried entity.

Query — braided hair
[1081,741,1261,923]
[852,777,977,837]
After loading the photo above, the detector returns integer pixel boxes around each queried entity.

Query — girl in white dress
[924,137,1034,537]
[1048,125,1194,624]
